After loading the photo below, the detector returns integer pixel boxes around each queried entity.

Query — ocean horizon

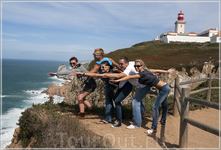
[1,58,89,148]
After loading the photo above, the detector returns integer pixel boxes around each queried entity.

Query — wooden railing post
[173,77,179,117]
[206,73,212,101]
[179,88,190,148]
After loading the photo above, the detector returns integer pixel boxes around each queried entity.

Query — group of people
[47,48,175,134]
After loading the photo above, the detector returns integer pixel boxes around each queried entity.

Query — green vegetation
[17,97,111,148]
[87,40,219,71]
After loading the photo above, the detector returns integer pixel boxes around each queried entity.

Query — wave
[1,76,66,148]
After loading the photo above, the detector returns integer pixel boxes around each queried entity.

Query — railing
[172,74,220,148]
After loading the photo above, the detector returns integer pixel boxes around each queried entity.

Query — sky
[1,0,220,62]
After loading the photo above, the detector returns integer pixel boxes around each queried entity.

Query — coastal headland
[7,41,220,149]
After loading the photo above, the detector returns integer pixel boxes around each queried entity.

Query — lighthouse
[175,11,187,34]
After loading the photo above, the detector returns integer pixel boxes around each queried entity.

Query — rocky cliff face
[42,62,219,107]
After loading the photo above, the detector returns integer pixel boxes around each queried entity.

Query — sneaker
[126,124,138,129]
[111,121,121,128]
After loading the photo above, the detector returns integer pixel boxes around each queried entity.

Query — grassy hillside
[88,40,219,71]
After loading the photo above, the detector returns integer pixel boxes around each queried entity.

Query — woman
[111,59,174,133]
[74,61,122,124]
[48,57,96,119]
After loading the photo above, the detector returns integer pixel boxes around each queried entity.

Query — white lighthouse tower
[175,11,186,35]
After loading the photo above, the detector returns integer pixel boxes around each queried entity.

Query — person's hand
[167,68,176,74]
[109,79,120,83]
[47,73,56,76]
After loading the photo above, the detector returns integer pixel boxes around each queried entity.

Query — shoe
[158,121,165,125]
[111,121,121,128]
[75,113,85,119]
[126,124,139,129]
[144,129,157,134]
[112,117,116,121]
[112,116,125,121]
[89,108,95,115]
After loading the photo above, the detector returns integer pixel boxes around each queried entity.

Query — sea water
[1,58,77,148]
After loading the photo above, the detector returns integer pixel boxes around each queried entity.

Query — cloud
[2,1,220,61]
[2,2,219,33]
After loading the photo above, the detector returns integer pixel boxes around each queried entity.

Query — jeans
[103,82,117,122]
[132,85,152,126]
[151,83,170,130]
[114,82,133,122]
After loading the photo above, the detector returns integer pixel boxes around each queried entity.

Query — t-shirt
[96,57,112,81]
[119,61,146,88]
[138,70,160,87]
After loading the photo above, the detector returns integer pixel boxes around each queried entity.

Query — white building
[158,11,219,43]
[210,31,221,43]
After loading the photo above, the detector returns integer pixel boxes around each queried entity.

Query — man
[48,57,96,119]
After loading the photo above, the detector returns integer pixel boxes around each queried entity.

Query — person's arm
[102,72,127,79]
[149,68,175,74]
[108,58,122,71]
[110,74,141,83]
[72,72,100,78]
[89,64,100,73]
[47,73,57,76]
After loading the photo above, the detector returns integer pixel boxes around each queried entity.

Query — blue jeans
[151,83,170,130]
[103,82,117,122]
[114,82,133,122]
[132,85,152,126]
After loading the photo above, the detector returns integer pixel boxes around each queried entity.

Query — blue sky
[1,0,220,62]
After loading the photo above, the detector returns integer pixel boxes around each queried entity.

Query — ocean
[1,58,79,148]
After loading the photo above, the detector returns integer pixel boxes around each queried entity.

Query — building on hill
[158,11,220,43]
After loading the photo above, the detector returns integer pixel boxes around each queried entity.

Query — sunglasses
[118,63,124,66]
[101,66,109,69]
[93,53,101,56]
[70,63,76,65]
[134,65,142,68]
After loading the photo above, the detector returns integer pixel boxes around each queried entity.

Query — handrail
[184,117,220,136]
[179,78,208,85]
[185,97,220,109]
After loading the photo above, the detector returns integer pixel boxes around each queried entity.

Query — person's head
[101,61,111,73]
[134,59,148,72]
[69,57,78,69]
[118,56,129,71]
[93,48,104,61]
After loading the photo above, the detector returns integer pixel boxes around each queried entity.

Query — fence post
[206,73,212,101]
[179,88,190,148]
[173,77,179,117]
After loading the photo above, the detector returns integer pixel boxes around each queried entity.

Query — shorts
[82,77,97,93]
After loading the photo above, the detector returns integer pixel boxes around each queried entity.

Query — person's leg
[160,84,170,124]
[141,87,152,115]
[131,86,151,127]
[115,82,133,123]
[103,82,114,122]
[151,84,170,130]
[77,91,91,113]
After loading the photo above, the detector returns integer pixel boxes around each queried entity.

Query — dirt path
[72,107,220,149]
